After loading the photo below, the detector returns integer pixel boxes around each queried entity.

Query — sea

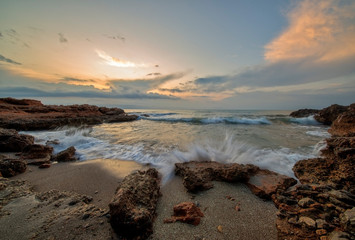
[21,109,330,182]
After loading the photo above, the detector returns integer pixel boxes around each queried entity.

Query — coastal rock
[109,168,160,239]
[21,144,53,165]
[51,146,76,162]
[272,184,355,240]
[329,106,355,137]
[164,202,204,226]
[0,158,27,177]
[290,109,320,118]
[246,169,297,200]
[175,161,259,193]
[340,207,355,234]
[0,128,34,152]
[0,98,138,131]
[314,104,348,125]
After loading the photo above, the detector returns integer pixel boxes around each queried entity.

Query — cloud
[0,86,177,100]
[146,72,161,76]
[0,54,21,65]
[265,0,355,62]
[95,49,146,68]
[104,34,125,42]
[58,33,68,43]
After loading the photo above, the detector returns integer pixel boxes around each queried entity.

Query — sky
[0,0,354,110]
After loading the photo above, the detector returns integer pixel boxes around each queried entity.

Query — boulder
[164,202,204,225]
[51,146,76,162]
[315,104,349,125]
[290,109,320,118]
[0,158,27,177]
[21,144,53,165]
[175,161,259,193]
[246,169,297,200]
[109,168,160,239]
[0,128,34,152]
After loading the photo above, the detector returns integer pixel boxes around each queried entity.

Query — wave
[306,130,331,138]
[289,116,320,125]
[140,116,271,125]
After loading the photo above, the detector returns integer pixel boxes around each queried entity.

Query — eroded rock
[0,128,34,152]
[164,202,204,225]
[315,104,349,125]
[109,168,160,239]
[0,158,27,177]
[51,146,76,162]
[175,161,259,193]
[290,109,320,118]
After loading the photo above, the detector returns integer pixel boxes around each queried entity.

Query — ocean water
[22,109,330,182]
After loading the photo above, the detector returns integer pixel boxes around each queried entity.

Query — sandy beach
[6,159,278,239]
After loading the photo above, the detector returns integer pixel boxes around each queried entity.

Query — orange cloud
[265,0,355,62]
[95,49,146,68]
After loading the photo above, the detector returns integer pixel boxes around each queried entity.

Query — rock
[315,104,349,125]
[175,161,259,193]
[0,98,138,131]
[298,197,315,208]
[299,216,316,229]
[109,168,160,239]
[329,107,355,137]
[22,144,53,159]
[246,169,297,200]
[217,225,223,233]
[0,158,27,177]
[290,109,320,118]
[164,202,204,226]
[51,146,76,162]
[340,207,355,234]
[0,128,34,152]
[38,163,51,169]
[328,231,351,240]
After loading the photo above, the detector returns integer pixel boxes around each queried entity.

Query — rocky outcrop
[21,144,53,165]
[164,202,204,225]
[109,168,161,239]
[175,161,259,193]
[272,184,355,240]
[247,169,297,200]
[293,106,355,194]
[329,104,355,137]
[314,104,349,125]
[51,146,77,162]
[0,156,27,177]
[290,109,320,118]
[175,161,297,199]
[0,128,34,152]
[276,104,355,239]
[0,97,138,131]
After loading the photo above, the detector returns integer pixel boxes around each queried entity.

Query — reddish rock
[0,128,34,152]
[109,168,160,239]
[51,146,76,162]
[38,163,51,169]
[290,109,320,118]
[0,98,138,131]
[247,169,297,200]
[0,158,27,177]
[164,202,204,225]
[175,161,259,193]
[329,106,355,137]
[314,104,349,125]
[22,144,53,159]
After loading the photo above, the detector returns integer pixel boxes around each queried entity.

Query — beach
[6,159,277,239]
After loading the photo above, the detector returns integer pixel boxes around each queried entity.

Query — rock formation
[277,104,355,239]
[51,146,77,162]
[164,202,204,225]
[0,128,34,152]
[290,109,320,118]
[109,168,161,239]
[0,97,138,131]
[175,161,297,199]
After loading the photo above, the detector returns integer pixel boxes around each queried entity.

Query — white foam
[306,130,331,138]
[290,116,320,125]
